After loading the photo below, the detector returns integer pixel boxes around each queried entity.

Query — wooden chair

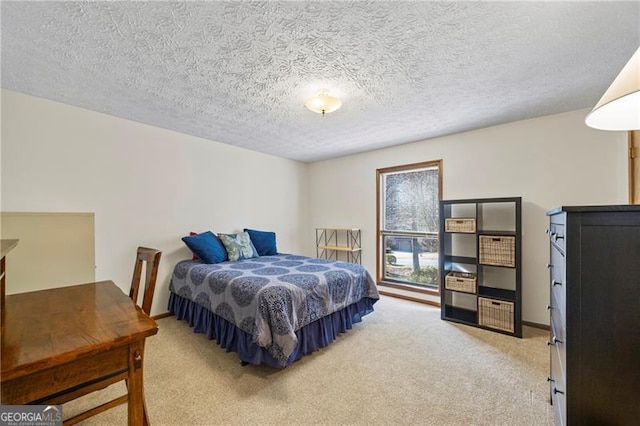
[45,246,162,425]
[130,247,162,316]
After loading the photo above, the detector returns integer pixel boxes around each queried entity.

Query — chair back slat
[129,247,162,316]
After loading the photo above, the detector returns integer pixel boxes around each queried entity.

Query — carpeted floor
[64,296,554,425]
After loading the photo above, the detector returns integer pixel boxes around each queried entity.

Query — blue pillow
[244,228,278,256]
[181,231,228,264]
[218,232,259,262]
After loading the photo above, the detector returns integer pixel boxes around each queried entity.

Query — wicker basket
[445,272,477,293]
[479,235,515,267]
[478,297,514,333]
[445,218,476,233]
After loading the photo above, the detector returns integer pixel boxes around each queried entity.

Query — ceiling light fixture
[305,89,342,116]
[585,47,640,130]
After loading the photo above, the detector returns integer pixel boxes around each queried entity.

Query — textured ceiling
[2,1,639,163]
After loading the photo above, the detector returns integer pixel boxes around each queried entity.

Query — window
[377,160,442,294]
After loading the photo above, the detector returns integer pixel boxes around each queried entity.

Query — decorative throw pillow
[219,232,259,262]
[244,228,278,256]
[189,232,199,260]
[181,231,228,264]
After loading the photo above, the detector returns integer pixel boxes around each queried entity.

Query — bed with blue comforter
[168,254,379,367]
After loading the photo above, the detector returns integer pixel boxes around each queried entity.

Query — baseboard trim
[379,290,441,308]
[152,312,174,320]
[523,320,550,330]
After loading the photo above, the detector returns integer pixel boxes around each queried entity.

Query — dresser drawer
[550,245,566,326]
[549,212,566,226]
[548,223,565,250]
[550,317,566,375]
[548,212,566,250]
[550,343,567,426]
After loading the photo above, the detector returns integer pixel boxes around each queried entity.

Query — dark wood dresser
[546,205,640,426]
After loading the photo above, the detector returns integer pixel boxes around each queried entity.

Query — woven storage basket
[445,272,477,293]
[478,297,514,333]
[479,235,515,267]
[445,218,476,233]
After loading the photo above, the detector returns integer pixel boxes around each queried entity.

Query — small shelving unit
[315,228,362,264]
[439,197,522,337]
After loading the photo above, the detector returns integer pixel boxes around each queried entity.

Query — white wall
[308,109,628,325]
[1,90,309,315]
[2,89,629,325]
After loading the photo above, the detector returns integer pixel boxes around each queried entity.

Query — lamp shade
[305,89,342,115]
[585,47,640,131]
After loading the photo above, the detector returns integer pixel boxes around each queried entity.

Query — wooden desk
[1,280,158,424]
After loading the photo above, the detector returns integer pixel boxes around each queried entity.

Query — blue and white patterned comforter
[170,254,379,365]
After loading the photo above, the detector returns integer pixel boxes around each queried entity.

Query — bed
[168,254,380,367]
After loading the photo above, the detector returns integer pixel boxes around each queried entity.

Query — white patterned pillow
[218,232,259,262]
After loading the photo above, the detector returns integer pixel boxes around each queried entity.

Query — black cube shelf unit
[439,197,522,337]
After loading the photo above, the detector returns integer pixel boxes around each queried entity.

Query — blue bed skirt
[168,292,377,368]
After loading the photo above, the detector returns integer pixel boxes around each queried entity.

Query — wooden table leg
[1,256,6,325]
[127,339,148,425]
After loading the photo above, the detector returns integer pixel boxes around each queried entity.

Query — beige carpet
[64,296,554,425]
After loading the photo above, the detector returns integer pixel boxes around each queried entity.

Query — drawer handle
[547,336,563,346]
[553,387,565,395]
[552,279,562,287]
[546,377,555,383]
[553,233,565,241]
[547,304,553,310]
[546,263,553,269]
